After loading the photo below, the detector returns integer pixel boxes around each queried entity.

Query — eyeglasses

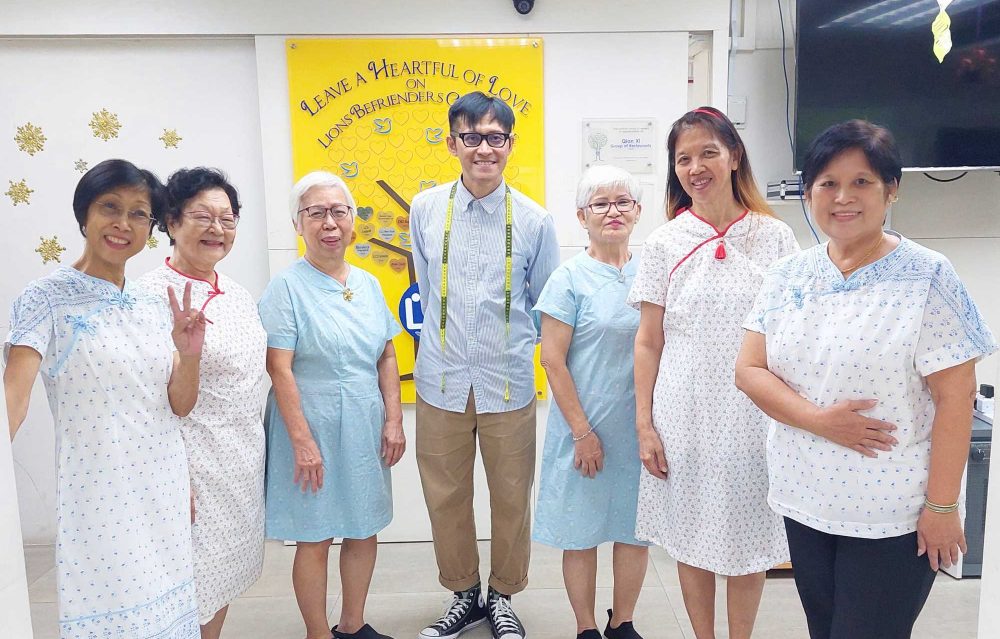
[95,201,153,225]
[586,199,637,215]
[299,205,354,221]
[451,132,512,148]
[183,211,240,230]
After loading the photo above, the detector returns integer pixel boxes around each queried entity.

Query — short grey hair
[289,171,357,224]
[575,165,642,210]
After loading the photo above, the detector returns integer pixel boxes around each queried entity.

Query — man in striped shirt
[412,92,560,639]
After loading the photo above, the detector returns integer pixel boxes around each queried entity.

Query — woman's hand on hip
[292,435,324,493]
[574,432,604,479]
[814,399,897,457]
[381,418,405,467]
[637,425,668,480]
[917,508,967,571]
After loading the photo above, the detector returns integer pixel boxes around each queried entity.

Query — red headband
[692,108,723,120]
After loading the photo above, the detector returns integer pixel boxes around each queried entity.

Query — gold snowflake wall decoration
[15,122,46,155]
[5,179,33,206]
[74,159,89,173]
[89,108,122,141]
[146,235,159,249]
[35,236,66,264]
[159,129,182,149]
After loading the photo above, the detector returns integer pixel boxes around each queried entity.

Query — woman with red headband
[628,107,798,639]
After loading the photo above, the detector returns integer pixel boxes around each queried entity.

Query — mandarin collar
[455,177,507,216]
[297,257,356,293]
[579,249,637,279]
[679,208,751,239]
[813,231,911,289]
[60,265,131,293]
[164,257,222,292]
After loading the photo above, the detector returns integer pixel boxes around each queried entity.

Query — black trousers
[784,517,937,639]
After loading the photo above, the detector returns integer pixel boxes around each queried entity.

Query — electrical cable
[778,0,821,244]
[922,171,968,183]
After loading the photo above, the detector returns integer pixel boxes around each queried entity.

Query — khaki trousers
[415,391,536,595]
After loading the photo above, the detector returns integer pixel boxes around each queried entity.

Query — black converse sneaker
[418,584,487,639]
[483,587,526,639]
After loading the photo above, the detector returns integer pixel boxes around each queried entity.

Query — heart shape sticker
[389,257,407,273]
[378,227,397,242]
[372,249,390,266]
[353,243,371,258]
[356,206,374,221]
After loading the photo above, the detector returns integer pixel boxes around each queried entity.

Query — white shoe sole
[418,617,488,639]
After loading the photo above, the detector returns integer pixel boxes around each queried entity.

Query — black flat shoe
[332,623,394,639]
[603,609,642,639]
[578,629,602,639]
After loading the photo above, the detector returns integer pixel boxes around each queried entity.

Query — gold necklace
[837,233,885,274]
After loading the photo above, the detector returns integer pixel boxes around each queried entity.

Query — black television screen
[795,0,1000,170]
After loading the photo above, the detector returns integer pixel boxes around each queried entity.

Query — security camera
[513,0,534,15]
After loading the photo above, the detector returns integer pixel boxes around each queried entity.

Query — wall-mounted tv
[795,0,1000,171]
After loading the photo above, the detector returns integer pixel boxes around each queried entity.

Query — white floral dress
[627,210,799,575]
[5,266,198,637]
[139,260,266,620]
[745,235,998,538]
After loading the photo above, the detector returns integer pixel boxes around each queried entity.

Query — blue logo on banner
[398,282,423,340]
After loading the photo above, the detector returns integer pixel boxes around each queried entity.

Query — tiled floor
[24,541,981,638]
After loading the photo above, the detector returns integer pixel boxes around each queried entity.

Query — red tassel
[714,241,727,260]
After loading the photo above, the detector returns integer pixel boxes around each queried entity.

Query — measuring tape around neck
[439,181,514,401]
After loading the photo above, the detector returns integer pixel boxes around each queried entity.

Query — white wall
[4,0,997,633]
[3,4,732,547]
[0,37,269,543]
[0,0,727,36]
[0,428,32,637]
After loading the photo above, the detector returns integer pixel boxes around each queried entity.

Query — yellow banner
[286,37,546,403]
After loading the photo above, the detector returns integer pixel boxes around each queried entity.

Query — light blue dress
[259,259,401,542]
[532,251,648,549]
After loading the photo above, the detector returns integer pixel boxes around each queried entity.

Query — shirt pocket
[480,248,529,308]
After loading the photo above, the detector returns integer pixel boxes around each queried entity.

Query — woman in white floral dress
[139,168,266,639]
[5,159,205,638]
[629,107,798,639]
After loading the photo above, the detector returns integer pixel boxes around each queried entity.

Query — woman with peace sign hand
[139,168,266,639]
[4,160,205,638]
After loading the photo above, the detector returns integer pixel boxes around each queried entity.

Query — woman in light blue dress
[259,171,404,639]
[534,166,650,639]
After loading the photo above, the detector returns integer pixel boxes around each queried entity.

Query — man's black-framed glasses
[587,199,637,215]
[451,132,512,148]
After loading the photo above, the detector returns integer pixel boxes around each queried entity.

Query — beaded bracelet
[924,498,959,514]
[572,426,595,442]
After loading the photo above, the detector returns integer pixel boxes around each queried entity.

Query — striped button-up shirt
[412,178,560,413]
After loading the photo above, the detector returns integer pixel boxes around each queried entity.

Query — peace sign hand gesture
[168,282,207,357]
